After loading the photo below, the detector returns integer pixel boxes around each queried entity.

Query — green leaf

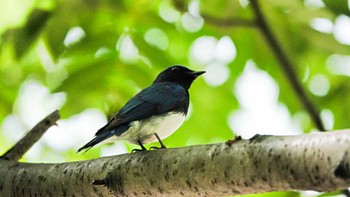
[323,0,350,17]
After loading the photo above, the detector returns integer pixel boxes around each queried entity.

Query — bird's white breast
[117,112,186,144]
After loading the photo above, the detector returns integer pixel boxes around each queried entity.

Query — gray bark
[1,110,59,161]
[1,130,350,196]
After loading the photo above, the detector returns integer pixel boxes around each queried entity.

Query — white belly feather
[115,112,186,144]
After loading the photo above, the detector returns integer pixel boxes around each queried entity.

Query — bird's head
[153,65,205,89]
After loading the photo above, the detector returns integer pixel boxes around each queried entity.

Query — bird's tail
[77,131,114,153]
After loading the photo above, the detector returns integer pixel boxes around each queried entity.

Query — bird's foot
[132,140,148,153]
[131,147,147,153]
[149,144,167,150]
[151,133,167,150]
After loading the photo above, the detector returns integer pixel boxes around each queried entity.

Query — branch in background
[202,14,256,28]
[0,110,60,161]
[172,0,255,28]
[249,0,326,131]
[1,130,350,196]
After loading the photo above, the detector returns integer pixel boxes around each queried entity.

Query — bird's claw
[131,147,147,153]
[151,133,167,150]
[132,140,148,153]
[149,145,167,150]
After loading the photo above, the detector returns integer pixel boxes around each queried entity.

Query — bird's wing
[95,83,189,136]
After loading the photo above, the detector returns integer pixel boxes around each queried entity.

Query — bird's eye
[171,67,179,71]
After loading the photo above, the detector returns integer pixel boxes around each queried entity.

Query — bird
[77,65,205,152]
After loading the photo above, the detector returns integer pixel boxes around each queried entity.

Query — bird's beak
[191,70,206,77]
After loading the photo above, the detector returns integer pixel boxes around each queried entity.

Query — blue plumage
[78,65,205,152]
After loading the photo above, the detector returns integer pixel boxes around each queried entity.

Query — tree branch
[0,110,60,161]
[1,130,350,196]
[172,0,255,28]
[249,0,325,131]
[202,14,256,28]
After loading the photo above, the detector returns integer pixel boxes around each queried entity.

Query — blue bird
[78,65,205,152]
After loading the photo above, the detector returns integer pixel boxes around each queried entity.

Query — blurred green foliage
[1,0,350,195]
